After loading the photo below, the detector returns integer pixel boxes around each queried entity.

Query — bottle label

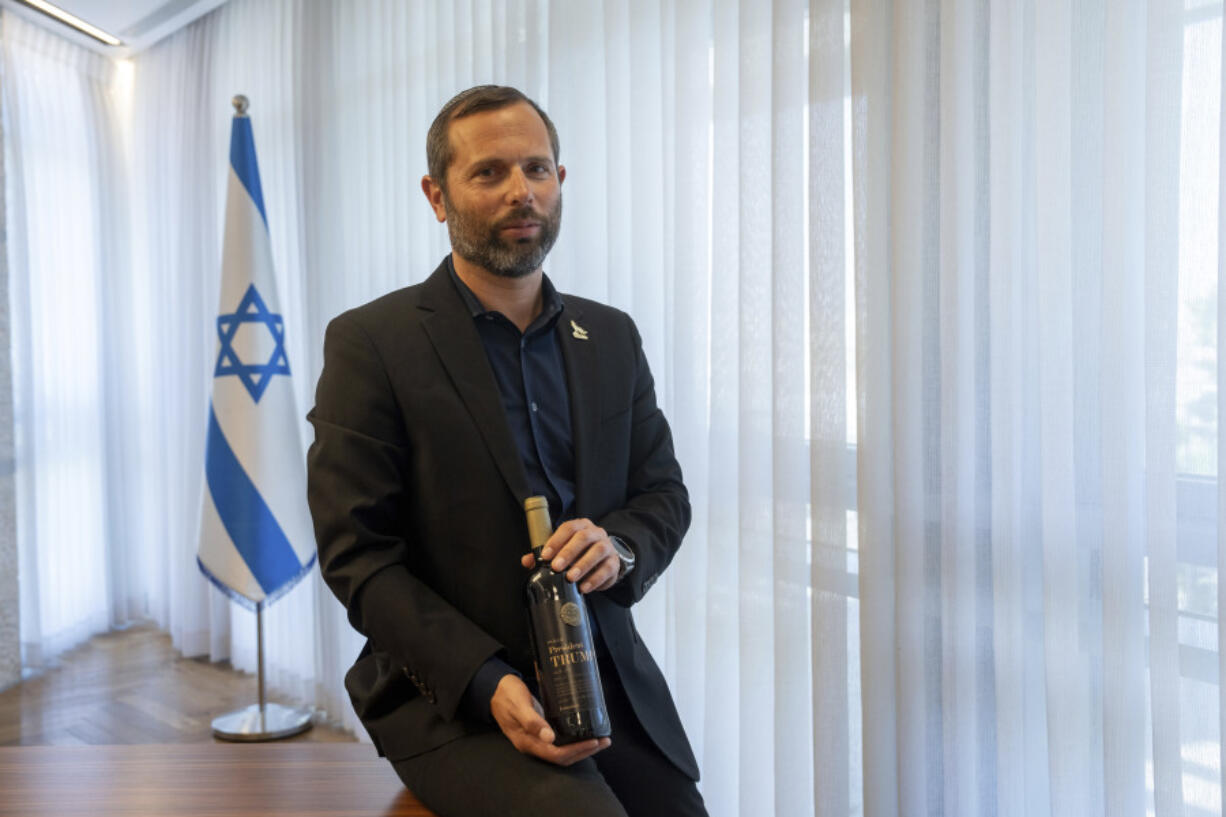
[542,638,599,712]
[529,595,606,719]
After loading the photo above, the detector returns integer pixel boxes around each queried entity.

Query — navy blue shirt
[447,260,576,523]
[448,261,589,719]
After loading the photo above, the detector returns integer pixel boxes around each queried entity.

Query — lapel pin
[570,320,589,340]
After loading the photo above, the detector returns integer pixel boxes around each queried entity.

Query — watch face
[611,536,633,561]
[610,537,635,579]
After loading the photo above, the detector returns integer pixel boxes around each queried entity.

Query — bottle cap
[524,496,552,555]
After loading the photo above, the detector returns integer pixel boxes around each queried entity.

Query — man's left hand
[519,518,620,593]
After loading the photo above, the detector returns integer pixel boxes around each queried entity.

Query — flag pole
[257,600,265,714]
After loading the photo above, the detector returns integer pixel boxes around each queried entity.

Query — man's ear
[421,175,447,223]
[557,165,566,185]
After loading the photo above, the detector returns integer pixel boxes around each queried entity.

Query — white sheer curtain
[852,2,1222,816]
[0,12,144,668]
[5,0,1225,814]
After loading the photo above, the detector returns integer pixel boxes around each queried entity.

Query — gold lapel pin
[570,320,589,340]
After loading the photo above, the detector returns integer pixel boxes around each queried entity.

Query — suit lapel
[418,263,530,503]
[557,302,601,516]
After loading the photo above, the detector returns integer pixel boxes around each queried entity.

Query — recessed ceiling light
[16,0,123,47]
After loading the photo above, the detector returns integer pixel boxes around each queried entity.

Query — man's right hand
[489,674,611,766]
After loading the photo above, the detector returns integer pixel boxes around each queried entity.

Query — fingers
[521,541,615,593]
[517,732,610,767]
[534,736,612,767]
[491,676,547,733]
[508,708,552,747]
[540,519,620,592]
[490,677,612,766]
[511,719,611,766]
[575,556,619,593]
[541,519,601,563]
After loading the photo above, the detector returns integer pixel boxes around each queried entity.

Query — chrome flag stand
[212,600,312,741]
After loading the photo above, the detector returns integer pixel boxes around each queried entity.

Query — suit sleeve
[307,312,504,721]
[597,316,691,607]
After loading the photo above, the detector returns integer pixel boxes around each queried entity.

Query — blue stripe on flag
[229,116,267,225]
[205,405,302,594]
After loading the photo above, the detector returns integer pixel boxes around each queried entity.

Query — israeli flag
[198,102,315,609]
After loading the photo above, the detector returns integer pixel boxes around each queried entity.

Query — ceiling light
[17,0,123,47]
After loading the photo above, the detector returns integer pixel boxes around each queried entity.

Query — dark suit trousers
[391,656,708,817]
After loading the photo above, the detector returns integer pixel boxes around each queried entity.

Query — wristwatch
[609,535,636,581]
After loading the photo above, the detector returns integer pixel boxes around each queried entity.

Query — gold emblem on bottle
[560,602,582,626]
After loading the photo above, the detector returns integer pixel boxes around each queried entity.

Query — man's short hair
[426,85,560,189]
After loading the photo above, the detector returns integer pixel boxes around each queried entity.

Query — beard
[444,193,563,279]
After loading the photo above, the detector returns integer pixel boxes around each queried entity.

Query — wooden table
[0,743,437,816]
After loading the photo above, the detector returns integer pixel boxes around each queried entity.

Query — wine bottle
[523,496,611,744]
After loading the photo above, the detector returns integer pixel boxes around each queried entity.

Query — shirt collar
[446,255,565,328]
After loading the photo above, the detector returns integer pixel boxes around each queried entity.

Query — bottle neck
[524,498,553,556]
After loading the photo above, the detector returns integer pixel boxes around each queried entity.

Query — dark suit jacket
[307,258,699,780]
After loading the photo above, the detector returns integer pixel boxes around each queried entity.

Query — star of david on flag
[198,102,315,610]
[215,283,290,403]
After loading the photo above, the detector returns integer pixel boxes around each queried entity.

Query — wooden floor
[0,623,356,745]
[0,627,443,816]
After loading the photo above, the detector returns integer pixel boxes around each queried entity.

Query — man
[307,86,707,817]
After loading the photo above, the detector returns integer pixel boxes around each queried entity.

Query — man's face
[429,102,565,278]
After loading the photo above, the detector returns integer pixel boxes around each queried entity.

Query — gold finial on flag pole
[232,94,249,116]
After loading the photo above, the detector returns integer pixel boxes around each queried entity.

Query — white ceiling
[1,0,228,56]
